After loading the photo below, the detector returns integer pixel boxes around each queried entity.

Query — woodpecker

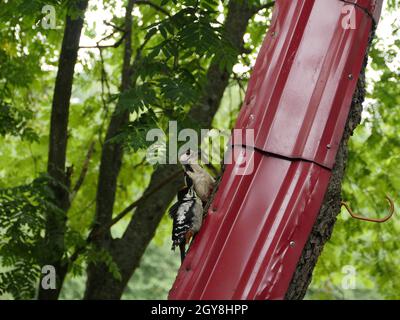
[169,175,203,263]
[179,149,215,204]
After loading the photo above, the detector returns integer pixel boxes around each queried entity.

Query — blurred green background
[0,0,399,299]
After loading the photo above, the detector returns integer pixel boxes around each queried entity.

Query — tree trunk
[83,0,260,299]
[83,0,136,300]
[38,0,89,300]
[285,36,373,299]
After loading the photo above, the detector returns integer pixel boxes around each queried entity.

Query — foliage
[0,102,38,141]
[59,239,180,300]
[0,0,245,299]
[0,0,398,300]
[113,0,238,152]
[0,176,51,299]
[307,2,400,299]
[0,0,65,140]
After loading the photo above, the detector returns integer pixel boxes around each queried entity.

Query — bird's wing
[168,201,181,219]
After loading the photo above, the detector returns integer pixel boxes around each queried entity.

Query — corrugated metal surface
[169,0,382,300]
[232,0,374,169]
[170,147,331,299]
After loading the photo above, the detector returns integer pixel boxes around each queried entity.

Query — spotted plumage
[169,175,203,262]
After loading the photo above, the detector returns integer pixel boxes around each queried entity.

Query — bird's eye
[186,149,191,155]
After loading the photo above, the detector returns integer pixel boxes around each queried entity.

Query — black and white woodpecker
[179,149,215,204]
[169,174,203,263]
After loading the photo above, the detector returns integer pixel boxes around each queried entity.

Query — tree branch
[89,168,182,240]
[104,21,125,33]
[38,0,90,300]
[79,1,170,50]
[83,0,137,299]
[70,141,95,202]
[136,0,171,17]
[232,72,247,95]
[67,168,183,266]
[78,33,126,49]
[251,1,275,14]
[98,48,112,146]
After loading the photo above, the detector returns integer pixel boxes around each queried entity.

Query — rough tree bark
[38,0,89,300]
[83,0,136,299]
[285,35,374,299]
[83,0,267,300]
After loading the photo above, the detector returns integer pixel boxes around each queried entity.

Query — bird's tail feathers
[179,243,186,263]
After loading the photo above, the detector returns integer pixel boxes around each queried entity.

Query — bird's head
[179,148,199,165]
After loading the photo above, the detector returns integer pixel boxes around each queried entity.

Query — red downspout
[169,0,383,300]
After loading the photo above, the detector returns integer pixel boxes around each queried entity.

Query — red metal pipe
[169,0,383,300]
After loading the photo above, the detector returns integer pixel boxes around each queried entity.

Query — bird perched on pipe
[179,149,215,205]
[169,174,203,263]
